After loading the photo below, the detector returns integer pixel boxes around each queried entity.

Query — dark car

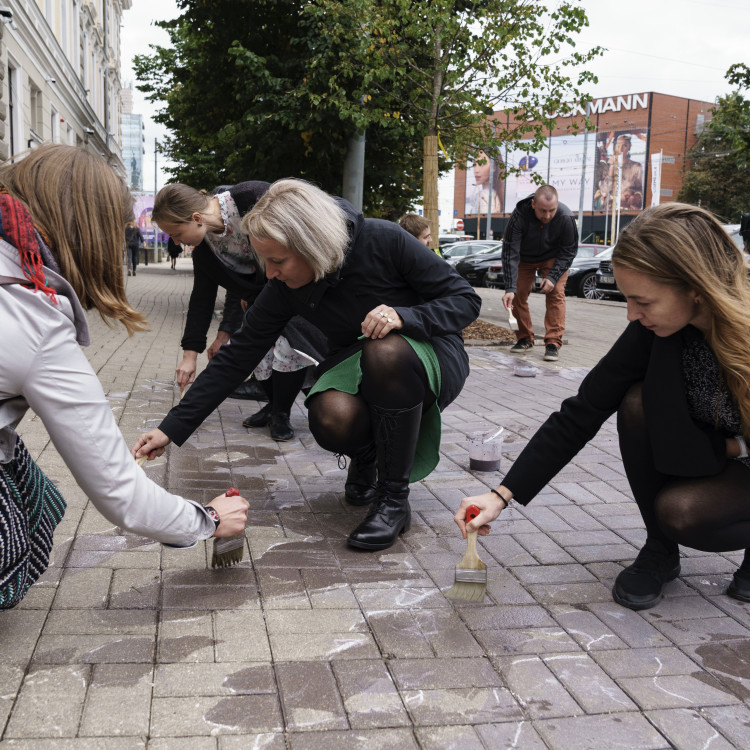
[442,240,500,266]
[438,234,473,249]
[595,250,623,300]
[454,242,504,286]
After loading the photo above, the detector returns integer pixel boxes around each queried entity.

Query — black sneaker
[510,338,533,354]
[612,541,680,610]
[543,344,559,361]
[727,565,750,602]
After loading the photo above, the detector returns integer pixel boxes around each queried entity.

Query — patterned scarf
[0,193,58,303]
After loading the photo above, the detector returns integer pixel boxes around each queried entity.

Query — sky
[120,0,750,222]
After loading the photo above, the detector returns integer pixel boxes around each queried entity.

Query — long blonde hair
[0,144,147,335]
[614,202,750,435]
[152,183,210,225]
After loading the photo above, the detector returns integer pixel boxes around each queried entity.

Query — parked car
[596,249,623,300]
[444,240,501,267]
[597,224,748,301]
[438,233,473,249]
[454,242,504,286]
[540,244,613,300]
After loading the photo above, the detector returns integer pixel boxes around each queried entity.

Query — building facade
[455,91,714,242]
[0,0,131,169]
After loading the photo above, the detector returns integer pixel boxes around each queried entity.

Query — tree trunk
[423,135,439,251]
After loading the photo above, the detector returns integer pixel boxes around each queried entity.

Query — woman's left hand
[362,305,403,339]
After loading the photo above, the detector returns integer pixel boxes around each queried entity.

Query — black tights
[307,335,435,455]
[263,368,308,416]
[619,383,750,554]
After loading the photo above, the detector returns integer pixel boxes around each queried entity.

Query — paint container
[468,427,504,472]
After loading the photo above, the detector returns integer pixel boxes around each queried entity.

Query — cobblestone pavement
[3,258,750,749]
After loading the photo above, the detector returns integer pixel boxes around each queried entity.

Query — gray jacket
[0,240,215,547]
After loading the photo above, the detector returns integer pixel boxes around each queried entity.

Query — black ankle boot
[345,444,377,506]
[727,549,750,602]
[612,538,680,610]
[347,403,422,551]
[243,402,272,428]
[269,411,294,441]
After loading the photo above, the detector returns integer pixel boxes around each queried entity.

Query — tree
[133,0,429,217]
[678,91,750,222]
[301,0,602,241]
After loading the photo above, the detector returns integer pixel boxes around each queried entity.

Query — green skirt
[305,335,442,482]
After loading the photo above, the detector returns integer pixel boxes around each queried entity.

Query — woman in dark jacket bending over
[456,203,750,611]
[134,179,481,551]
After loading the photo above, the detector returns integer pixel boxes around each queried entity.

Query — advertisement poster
[132,193,167,245]
[592,129,648,211]
[464,150,505,216]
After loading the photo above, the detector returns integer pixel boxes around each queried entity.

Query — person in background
[502,184,578,362]
[456,203,750,611]
[133,178,481,552]
[399,213,433,247]
[152,182,327,441]
[167,236,182,270]
[124,220,143,276]
[0,145,249,608]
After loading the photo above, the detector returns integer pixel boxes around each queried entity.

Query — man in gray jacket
[502,185,578,361]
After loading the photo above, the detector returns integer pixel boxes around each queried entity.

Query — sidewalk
[2,258,750,749]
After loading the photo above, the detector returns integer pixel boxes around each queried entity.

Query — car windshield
[576,245,609,259]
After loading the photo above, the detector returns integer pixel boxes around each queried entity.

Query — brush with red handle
[210,488,245,568]
[444,504,487,601]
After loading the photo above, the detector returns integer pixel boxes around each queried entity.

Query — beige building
[0,0,131,170]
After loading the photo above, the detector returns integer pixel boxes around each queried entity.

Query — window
[29,82,43,141]
[7,62,20,155]
[51,108,60,143]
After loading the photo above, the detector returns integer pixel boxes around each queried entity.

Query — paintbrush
[210,487,245,568]
[445,504,487,602]
[507,306,518,331]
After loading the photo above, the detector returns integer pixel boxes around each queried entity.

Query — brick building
[455,92,714,243]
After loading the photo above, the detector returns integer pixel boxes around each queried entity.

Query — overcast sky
[121,0,749,200]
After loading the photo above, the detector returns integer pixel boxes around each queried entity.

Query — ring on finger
[386,316,393,323]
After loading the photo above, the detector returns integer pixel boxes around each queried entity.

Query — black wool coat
[503,321,729,504]
[160,199,482,446]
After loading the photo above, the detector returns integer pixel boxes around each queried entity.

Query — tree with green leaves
[133,0,427,217]
[302,0,602,239]
[678,89,750,223]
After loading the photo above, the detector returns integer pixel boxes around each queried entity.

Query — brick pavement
[2,258,750,749]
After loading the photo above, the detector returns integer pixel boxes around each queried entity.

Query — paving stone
[150,696,283,736]
[157,610,215,662]
[368,610,433,658]
[276,661,348,731]
[43,609,157,635]
[31,634,155,664]
[475,721,549,749]
[543,653,636,712]
[649,615,750,646]
[388,657,503,690]
[590,646,700,678]
[414,724,485,749]
[333,659,410,729]
[618,672,740,710]
[52,568,112,609]
[287,728,419,749]
[550,606,628,651]
[535,712,669,749]
[0,740,145,749]
[79,663,153,737]
[492,655,582,719]
[474,626,582,656]
[703,704,750,748]
[586,602,672,648]
[0,610,46,664]
[646,708,736,750]
[4,665,90,738]
[219,736,285,750]
[402,686,521,726]
[214,611,272,662]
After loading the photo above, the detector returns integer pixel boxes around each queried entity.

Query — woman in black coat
[152,181,326,441]
[456,203,750,611]
[134,179,481,551]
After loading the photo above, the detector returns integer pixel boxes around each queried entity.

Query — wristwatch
[203,505,221,530]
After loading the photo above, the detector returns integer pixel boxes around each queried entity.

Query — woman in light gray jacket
[0,144,248,608]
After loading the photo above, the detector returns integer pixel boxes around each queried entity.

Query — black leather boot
[612,537,680,610]
[347,403,422,551]
[243,402,272,428]
[269,411,294,441]
[344,444,377,506]
[727,548,750,602]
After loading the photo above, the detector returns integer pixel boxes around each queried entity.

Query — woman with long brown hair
[0,145,248,608]
[456,202,750,610]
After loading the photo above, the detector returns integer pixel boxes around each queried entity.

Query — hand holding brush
[445,505,487,602]
[209,488,250,568]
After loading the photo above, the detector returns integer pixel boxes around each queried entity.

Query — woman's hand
[207,331,230,360]
[132,428,171,460]
[454,489,511,538]
[208,492,250,537]
[175,351,198,391]
[362,305,404,339]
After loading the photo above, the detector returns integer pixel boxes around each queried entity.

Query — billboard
[132,193,168,245]
[463,128,647,215]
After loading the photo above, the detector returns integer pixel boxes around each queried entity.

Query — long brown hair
[152,183,210,225]
[614,202,750,435]
[0,144,147,334]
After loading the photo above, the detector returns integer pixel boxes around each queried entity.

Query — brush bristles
[210,537,245,568]
[444,580,486,602]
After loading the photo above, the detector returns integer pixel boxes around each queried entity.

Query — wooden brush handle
[465,504,480,557]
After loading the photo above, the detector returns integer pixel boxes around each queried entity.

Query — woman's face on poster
[473,151,491,186]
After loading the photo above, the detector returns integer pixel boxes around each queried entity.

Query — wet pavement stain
[159,635,216,661]
[90,663,152,687]
[222,665,276,695]
[695,640,750,700]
